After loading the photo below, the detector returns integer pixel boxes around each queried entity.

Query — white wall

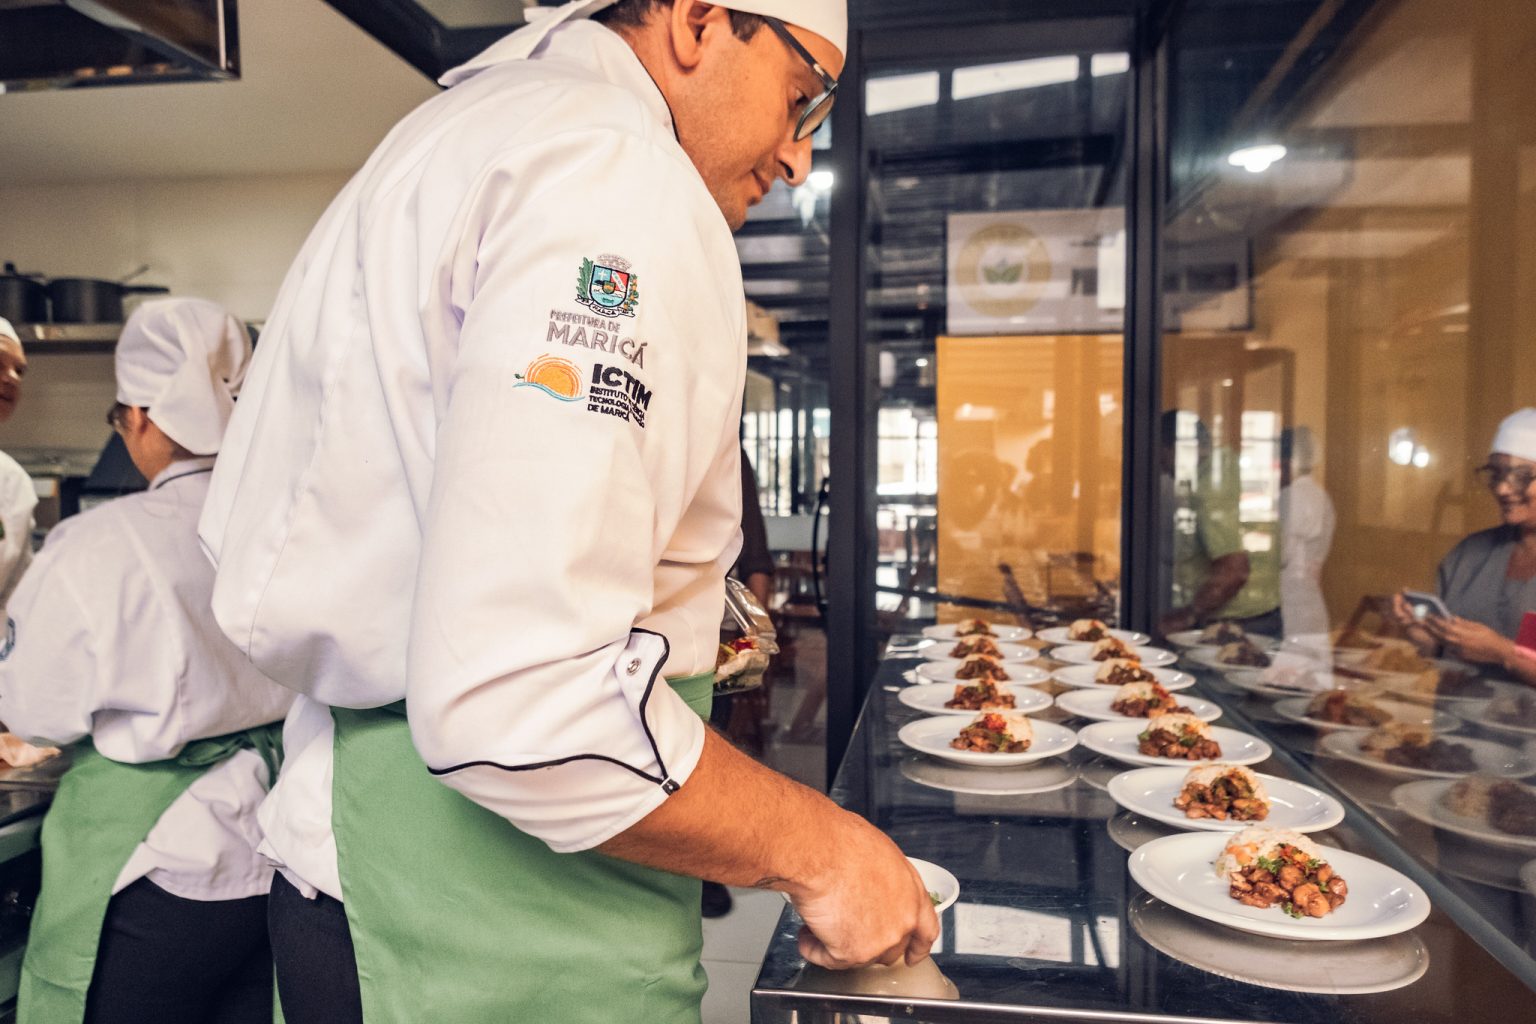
[0,171,351,454]
[0,171,350,322]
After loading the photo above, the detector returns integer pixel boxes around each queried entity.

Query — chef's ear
[120,406,151,436]
[669,0,730,70]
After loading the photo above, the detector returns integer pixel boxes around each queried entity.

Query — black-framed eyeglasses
[105,402,129,431]
[763,17,837,142]
[1475,463,1536,492]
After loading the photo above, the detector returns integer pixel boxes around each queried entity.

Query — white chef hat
[114,298,251,456]
[441,0,847,87]
[0,318,17,345]
[1491,408,1536,463]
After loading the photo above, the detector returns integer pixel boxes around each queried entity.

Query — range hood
[323,0,528,81]
[0,0,239,92]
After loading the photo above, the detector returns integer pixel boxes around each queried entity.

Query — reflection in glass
[1162,0,1536,986]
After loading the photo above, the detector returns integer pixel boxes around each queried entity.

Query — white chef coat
[0,459,295,901]
[1279,474,1337,638]
[0,450,36,614]
[200,20,745,900]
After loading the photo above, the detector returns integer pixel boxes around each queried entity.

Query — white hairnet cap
[441,0,846,87]
[115,298,252,456]
[0,318,16,345]
[1492,408,1536,463]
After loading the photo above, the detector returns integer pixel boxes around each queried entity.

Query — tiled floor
[700,887,787,1024]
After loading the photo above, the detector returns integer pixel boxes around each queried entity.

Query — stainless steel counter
[750,642,1536,1023]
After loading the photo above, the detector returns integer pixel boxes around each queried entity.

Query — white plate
[909,858,959,914]
[1035,626,1150,647]
[915,660,1051,686]
[1279,633,1376,667]
[1054,688,1221,723]
[920,623,1031,643]
[1273,696,1460,734]
[1183,645,1281,674]
[1392,779,1536,852]
[897,682,1053,717]
[1127,893,1431,994]
[896,715,1077,767]
[1393,677,1529,707]
[1051,644,1178,668]
[920,641,1040,663]
[1317,731,1536,780]
[1108,766,1345,833]
[1223,665,1342,700]
[899,755,1077,796]
[1051,664,1195,692]
[1461,699,1536,738]
[1077,720,1273,768]
[1166,629,1271,651]
[1128,832,1431,940]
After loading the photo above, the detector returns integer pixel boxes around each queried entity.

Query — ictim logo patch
[513,355,586,402]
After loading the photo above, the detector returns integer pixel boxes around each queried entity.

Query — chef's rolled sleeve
[406,128,740,852]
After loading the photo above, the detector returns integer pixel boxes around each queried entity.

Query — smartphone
[1403,590,1451,621]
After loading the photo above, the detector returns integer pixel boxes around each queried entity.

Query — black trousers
[267,873,364,1024]
[83,878,271,1024]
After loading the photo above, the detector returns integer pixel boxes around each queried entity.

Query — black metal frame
[1119,4,1172,635]
[824,27,869,783]
[825,12,1144,774]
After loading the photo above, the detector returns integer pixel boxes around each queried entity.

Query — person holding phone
[1391,408,1536,685]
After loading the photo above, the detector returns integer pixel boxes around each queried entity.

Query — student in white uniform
[0,299,295,1024]
[200,2,936,1021]
[0,318,37,612]
[1278,426,1335,638]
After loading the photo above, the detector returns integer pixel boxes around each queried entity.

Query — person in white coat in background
[1278,426,1336,639]
[200,1,935,1022]
[0,299,295,1024]
[0,318,37,612]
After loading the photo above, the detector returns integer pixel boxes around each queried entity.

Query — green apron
[19,725,283,1024]
[331,673,715,1024]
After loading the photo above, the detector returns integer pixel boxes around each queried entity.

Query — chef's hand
[1388,592,1419,630]
[789,813,938,970]
[1389,592,1441,656]
[1158,606,1196,638]
[1423,614,1511,666]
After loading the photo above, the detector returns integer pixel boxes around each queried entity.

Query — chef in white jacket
[0,299,294,1024]
[0,318,37,612]
[200,2,936,1022]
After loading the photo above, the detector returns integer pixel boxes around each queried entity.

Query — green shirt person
[1160,411,1282,636]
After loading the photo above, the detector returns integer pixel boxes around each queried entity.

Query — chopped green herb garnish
[929,890,942,906]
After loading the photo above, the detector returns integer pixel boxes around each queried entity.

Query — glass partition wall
[1158,0,1536,986]
[854,22,1134,652]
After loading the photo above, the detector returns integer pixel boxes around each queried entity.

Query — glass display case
[750,638,1536,1021]
[1153,0,1536,992]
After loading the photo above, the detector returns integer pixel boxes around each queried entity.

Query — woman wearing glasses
[1392,408,1536,684]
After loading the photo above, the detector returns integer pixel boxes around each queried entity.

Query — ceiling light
[1227,144,1287,174]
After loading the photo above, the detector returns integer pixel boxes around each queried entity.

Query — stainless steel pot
[48,275,169,324]
[0,263,48,325]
